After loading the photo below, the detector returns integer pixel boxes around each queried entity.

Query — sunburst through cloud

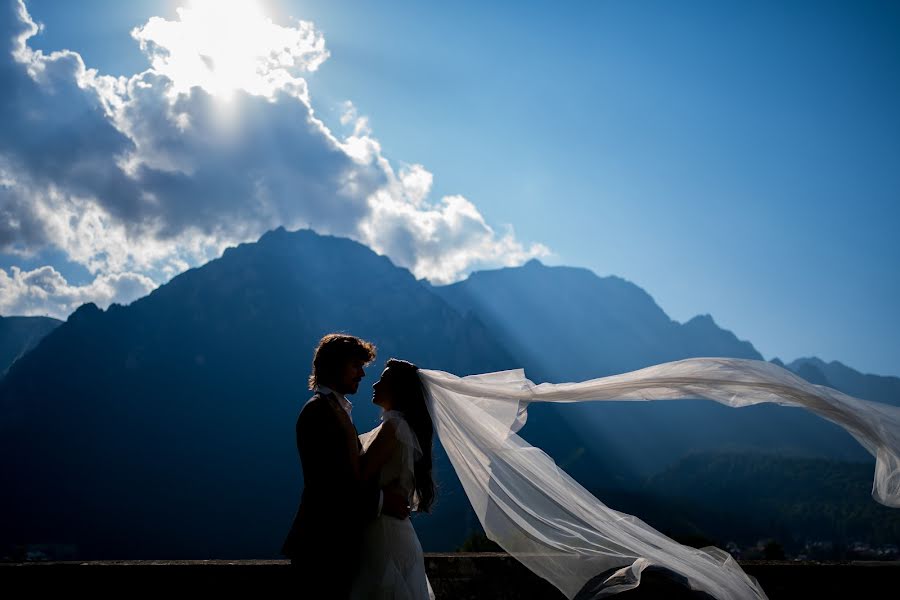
[0,0,547,319]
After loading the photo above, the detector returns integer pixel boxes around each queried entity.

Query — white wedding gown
[351,410,435,600]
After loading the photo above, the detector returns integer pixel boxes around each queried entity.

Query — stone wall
[2,554,898,598]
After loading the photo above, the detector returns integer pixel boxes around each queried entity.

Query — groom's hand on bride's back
[381,489,411,519]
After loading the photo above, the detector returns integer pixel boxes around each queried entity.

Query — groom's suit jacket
[281,391,380,562]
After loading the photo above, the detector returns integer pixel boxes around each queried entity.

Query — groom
[281,333,410,596]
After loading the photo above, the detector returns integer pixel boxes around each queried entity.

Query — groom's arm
[297,398,381,520]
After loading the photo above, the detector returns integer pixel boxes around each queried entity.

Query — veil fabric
[419,358,900,600]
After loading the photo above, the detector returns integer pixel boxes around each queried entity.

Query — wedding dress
[351,410,435,600]
[419,358,900,600]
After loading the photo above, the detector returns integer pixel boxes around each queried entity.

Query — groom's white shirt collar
[316,384,352,418]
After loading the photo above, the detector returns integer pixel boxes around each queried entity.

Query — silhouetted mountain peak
[678,314,762,362]
[140,227,419,316]
[790,356,828,370]
[68,302,102,322]
[793,361,831,386]
[789,357,863,377]
[684,313,716,327]
[785,357,900,407]
[432,259,763,381]
[2,225,516,398]
[457,261,667,316]
[259,225,288,239]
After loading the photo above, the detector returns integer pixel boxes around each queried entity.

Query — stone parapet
[2,554,898,598]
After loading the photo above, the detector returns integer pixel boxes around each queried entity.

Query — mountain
[0,228,520,558]
[0,230,891,560]
[0,315,61,376]
[431,260,870,479]
[786,357,900,407]
[433,259,761,382]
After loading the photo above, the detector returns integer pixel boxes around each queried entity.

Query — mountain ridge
[0,314,62,376]
[0,228,895,559]
[3,246,895,384]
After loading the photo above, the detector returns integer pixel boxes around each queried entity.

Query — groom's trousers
[288,549,354,598]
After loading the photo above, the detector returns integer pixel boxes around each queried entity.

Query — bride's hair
[385,358,435,513]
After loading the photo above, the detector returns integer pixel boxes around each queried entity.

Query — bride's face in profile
[372,368,396,411]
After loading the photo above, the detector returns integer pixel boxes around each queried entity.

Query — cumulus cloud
[360,164,549,284]
[0,0,546,317]
[0,265,156,318]
[131,0,328,100]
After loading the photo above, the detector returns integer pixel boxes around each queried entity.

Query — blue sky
[2,0,899,376]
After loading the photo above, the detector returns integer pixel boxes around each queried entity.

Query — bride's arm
[359,420,398,482]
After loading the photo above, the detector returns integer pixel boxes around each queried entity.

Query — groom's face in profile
[335,358,366,395]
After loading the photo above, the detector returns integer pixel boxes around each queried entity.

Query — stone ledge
[2,555,898,598]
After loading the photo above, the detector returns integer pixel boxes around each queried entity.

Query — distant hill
[0,315,61,375]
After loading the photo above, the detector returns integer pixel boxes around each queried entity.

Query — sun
[133,0,327,100]
[177,0,272,97]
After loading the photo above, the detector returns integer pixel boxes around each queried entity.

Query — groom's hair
[308,333,376,390]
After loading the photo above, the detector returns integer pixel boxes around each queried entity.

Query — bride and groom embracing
[281,334,435,599]
[281,333,900,600]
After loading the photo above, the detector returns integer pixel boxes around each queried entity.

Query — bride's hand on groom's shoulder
[382,488,411,520]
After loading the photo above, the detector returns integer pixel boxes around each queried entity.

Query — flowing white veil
[419,358,900,600]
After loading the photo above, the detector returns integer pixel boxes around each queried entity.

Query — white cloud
[130,0,328,100]
[340,100,372,137]
[362,180,550,284]
[0,0,547,317]
[0,265,156,319]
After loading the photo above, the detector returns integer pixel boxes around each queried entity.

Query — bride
[352,359,436,600]
[355,356,900,600]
